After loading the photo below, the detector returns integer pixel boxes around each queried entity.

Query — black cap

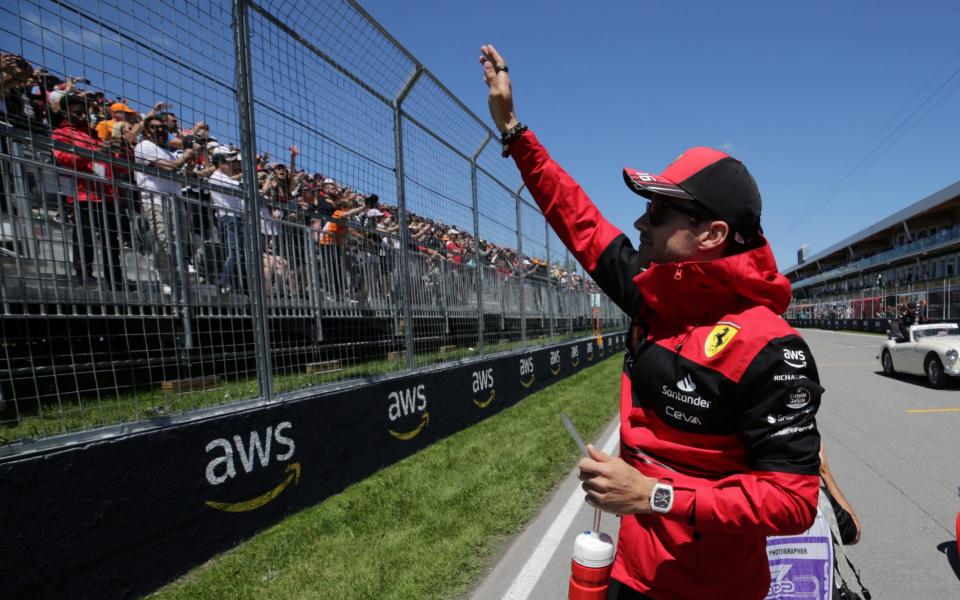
[623,147,761,242]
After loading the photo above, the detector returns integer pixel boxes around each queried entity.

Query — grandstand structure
[0,0,628,450]
[783,178,960,324]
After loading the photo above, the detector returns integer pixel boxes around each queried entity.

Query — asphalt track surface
[468,328,960,599]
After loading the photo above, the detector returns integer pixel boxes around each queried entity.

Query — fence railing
[786,277,960,323]
[0,0,628,449]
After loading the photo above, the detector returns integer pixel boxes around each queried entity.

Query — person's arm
[819,444,861,544]
[136,140,196,172]
[125,102,164,143]
[480,44,642,316]
[342,205,366,219]
[152,149,195,171]
[580,335,823,537]
[196,163,217,178]
[287,145,298,196]
[260,173,278,197]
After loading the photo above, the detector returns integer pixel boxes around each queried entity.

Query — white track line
[500,427,620,600]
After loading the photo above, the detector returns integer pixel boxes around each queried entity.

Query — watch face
[652,485,672,511]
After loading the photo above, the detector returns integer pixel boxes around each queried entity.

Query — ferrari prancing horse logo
[705,322,740,358]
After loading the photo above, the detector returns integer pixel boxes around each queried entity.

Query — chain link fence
[0,0,628,449]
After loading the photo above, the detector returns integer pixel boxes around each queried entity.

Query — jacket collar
[632,236,791,325]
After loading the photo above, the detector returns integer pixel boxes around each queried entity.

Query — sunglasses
[641,197,714,228]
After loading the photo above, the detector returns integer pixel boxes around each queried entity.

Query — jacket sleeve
[510,131,643,316]
[668,335,823,535]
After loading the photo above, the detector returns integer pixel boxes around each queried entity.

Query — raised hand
[479,44,518,133]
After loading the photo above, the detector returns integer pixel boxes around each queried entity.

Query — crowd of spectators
[1,52,598,303]
[791,298,931,324]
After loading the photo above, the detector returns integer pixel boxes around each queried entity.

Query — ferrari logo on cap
[704,322,740,358]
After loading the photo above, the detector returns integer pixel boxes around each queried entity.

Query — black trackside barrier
[789,318,959,334]
[788,318,889,333]
[0,333,625,600]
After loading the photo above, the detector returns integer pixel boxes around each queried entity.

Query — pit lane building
[783,179,960,322]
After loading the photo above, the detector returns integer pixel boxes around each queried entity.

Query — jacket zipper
[667,263,684,350]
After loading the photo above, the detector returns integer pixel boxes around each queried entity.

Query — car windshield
[914,326,960,340]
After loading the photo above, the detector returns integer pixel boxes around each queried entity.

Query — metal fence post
[471,134,491,355]
[233,0,273,401]
[307,231,324,342]
[516,184,525,347]
[545,219,554,340]
[393,66,423,371]
[168,195,193,351]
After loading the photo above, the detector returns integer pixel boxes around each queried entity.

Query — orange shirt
[95,118,118,142]
[320,209,347,246]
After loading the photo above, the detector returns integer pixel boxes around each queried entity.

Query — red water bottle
[568,529,615,600]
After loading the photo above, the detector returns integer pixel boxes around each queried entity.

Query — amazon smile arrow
[206,462,302,513]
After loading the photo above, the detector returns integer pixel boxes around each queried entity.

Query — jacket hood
[633,235,792,323]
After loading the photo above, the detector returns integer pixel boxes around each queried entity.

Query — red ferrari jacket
[510,131,821,600]
[52,123,115,204]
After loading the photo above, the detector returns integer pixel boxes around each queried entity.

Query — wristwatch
[650,478,674,514]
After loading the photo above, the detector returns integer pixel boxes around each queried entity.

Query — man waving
[480,44,823,600]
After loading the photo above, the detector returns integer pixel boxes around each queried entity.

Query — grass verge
[149,355,621,600]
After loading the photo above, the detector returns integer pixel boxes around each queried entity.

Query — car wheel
[881,349,895,375]
[925,354,946,389]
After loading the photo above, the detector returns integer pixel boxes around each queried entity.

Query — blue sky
[360,0,960,269]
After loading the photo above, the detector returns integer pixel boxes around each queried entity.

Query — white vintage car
[879,323,960,388]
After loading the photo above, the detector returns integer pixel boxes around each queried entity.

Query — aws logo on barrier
[520,355,535,388]
[586,341,595,362]
[472,367,496,407]
[388,383,429,440]
[570,343,580,367]
[204,421,299,512]
[549,349,561,375]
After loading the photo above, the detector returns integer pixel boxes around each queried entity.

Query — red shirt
[52,123,115,203]
[445,240,463,264]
